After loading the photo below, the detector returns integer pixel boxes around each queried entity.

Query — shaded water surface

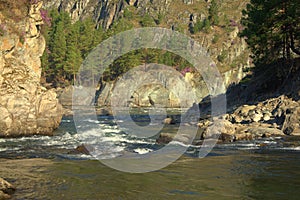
[1,150,300,199]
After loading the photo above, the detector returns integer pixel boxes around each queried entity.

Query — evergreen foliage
[42,10,103,86]
[41,9,193,86]
[195,18,210,33]
[241,0,300,65]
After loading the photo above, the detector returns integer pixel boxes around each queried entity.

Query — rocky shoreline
[156,95,300,145]
[57,92,300,148]
[0,1,298,145]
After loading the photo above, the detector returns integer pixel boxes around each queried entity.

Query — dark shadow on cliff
[198,58,300,116]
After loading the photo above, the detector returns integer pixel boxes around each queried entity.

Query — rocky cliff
[43,0,171,29]
[43,0,250,65]
[90,63,247,108]
[0,1,62,137]
[43,0,251,109]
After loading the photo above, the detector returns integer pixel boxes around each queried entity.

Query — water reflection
[1,150,300,199]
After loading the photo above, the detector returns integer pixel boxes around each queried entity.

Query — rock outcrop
[49,0,251,111]
[43,0,172,29]
[156,95,300,145]
[0,1,62,137]
[91,64,247,109]
[44,0,125,29]
[198,95,300,142]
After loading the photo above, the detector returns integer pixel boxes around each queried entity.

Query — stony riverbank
[56,85,300,145]
[157,94,300,145]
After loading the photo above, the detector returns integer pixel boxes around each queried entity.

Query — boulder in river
[68,144,93,155]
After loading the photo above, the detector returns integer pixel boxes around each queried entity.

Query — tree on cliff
[241,0,300,65]
[47,10,70,84]
[42,10,103,86]
[65,22,82,83]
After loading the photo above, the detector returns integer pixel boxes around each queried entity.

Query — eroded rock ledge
[0,1,62,137]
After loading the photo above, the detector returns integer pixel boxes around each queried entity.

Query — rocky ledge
[0,1,62,137]
[158,95,300,144]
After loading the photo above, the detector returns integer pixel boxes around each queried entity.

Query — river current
[0,114,300,199]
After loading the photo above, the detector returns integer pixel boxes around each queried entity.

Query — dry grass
[0,0,29,23]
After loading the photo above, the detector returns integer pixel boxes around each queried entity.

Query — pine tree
[50,20,67,78]
[241,0,300,65]
[65,23,82,83]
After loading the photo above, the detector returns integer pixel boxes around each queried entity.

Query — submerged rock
[68,144,93,155]
[163,117,176,125]
[0,1,62,137]
[156,133,174,144]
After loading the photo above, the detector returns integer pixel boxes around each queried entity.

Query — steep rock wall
[94,64,248,108]
[43,0,125,29]
[0,1,62,137]
[43,0,173,29]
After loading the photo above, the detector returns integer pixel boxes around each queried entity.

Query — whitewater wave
[134,148,153,154]
[279,146,300,151]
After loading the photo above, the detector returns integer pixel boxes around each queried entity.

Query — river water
[0,114,300,199]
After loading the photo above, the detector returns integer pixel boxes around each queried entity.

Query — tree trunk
[290,31,300,55]
[73,71,76,85]
[286,34,291,60]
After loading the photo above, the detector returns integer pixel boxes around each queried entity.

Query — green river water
[0,115,300,199]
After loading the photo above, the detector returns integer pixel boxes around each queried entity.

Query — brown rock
[220,133,235,142]
[282,107,300,135]
[69,145,91,155]
[238,105,256,117]
[0,177,15,199]
[163,117,176,125]
[0,2,62,137]
[156,133,174,144]
[247,127,285,137]
[235,133,253,141]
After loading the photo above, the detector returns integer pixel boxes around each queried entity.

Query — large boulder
[282,107,300,135]
[0,1,62,137]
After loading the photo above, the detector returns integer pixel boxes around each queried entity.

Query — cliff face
[44,0,250,70]
[43,0,125,29]
[43,0,173,29]
[0,1,62,137]
[47,0,251,108]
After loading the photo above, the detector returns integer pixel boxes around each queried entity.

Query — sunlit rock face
[0,1,62,137]
[43,0,173,29]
